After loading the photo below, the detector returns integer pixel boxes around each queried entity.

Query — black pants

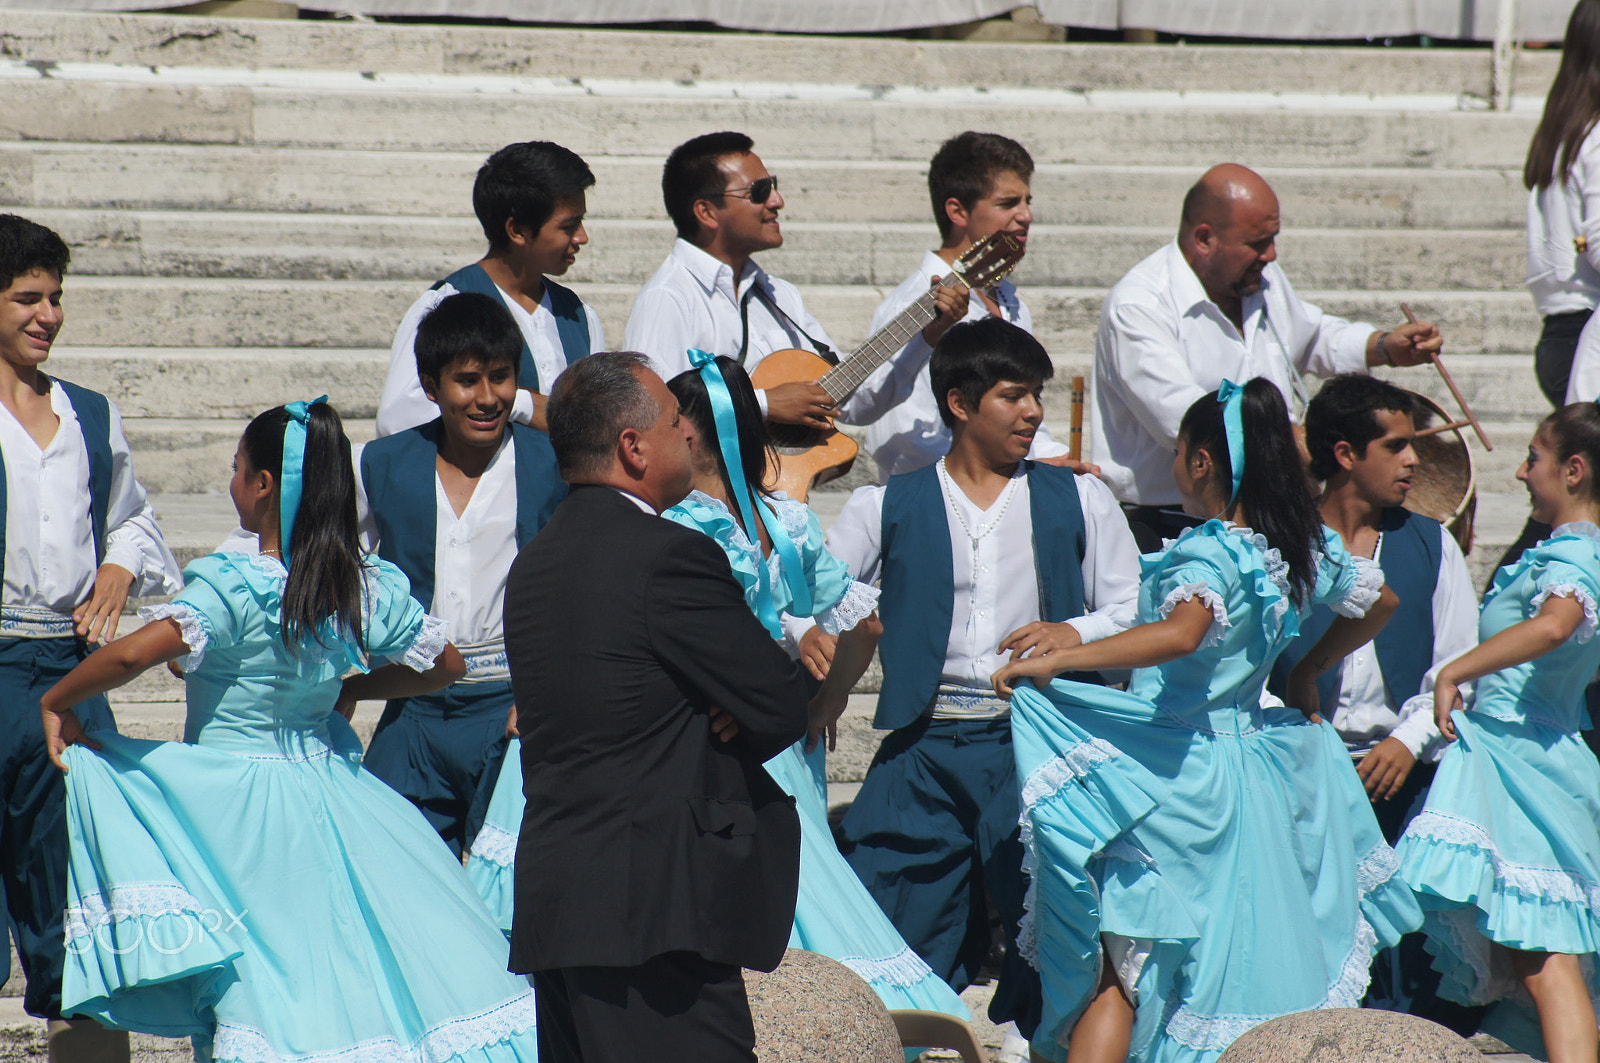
[533,952,756,1063]
[1120,504,1204,555]
[1535,308,1592,407]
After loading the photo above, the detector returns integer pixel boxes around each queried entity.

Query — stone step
[38,279,1546,356]
[19,208,1529,292]
[0,10,1559,97]
[2,144,1528,230]
[0,72,1539,171]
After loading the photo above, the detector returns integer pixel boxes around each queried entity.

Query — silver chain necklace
[937,459,1022,549]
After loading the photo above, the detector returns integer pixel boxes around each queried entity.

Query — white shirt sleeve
[378,286,451,438]
[1568,313,1600,404]
[1062,474,1140,644]
[624,283,702,385]
[99,402,182,595]
[1099,296,1211,452]
[781,485,886,645]
[1391,531,1479,760]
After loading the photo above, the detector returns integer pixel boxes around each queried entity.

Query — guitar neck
[819,287,942,402]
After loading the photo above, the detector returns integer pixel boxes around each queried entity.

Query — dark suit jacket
[504,484,809,974]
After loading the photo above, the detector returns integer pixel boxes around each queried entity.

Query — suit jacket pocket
[688,795,758,838]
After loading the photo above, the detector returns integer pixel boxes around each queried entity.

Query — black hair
[928,131,1034,243]
[414,291,522,385]
[472,141,594,253]
[1178,378,1321,605]
[930,317,1054,429]
[547,351,660,478]
[1526,0,1600,190]
[1304,374,1417,482]
[240,402,366,655]
[667,357,774,507]
[662,131,755,241]
[1541,400,1600,503]
[0,214,70,292]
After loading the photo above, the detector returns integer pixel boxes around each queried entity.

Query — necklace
[937,459,1021,548]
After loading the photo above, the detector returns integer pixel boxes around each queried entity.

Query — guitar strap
[737,280,838,367]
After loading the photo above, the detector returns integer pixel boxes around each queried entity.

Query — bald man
[1092,164,1442,550]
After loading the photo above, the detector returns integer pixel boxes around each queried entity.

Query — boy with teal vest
[1268,373,1478,1028]
[378,141,603,440]
[790,319,1140,1034]
[361,292,566,856]
[0,214,180,1062]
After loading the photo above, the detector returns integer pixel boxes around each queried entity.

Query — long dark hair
[240,403,366,654]
[1525,0,1600,190]
[1179,378,1321,605]
[1543,400,1600,503]
[668,357,775,514]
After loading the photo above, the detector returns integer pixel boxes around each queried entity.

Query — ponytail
[240,403,366,654]
[1180,377,1321,605]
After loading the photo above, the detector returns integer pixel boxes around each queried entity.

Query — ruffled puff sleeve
[1524,538,1600,644]
[360,558,450,672]
[1313,528,1384,619]
[787,498,880,635]
[136,552,263,673]
[1147,536,1231,649]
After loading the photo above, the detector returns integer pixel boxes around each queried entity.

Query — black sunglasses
[720,176,779,204]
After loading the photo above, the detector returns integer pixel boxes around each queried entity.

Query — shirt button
[41,514,49,522]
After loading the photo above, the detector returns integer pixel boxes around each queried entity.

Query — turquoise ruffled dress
[1397,522,1600,1058]
[59,553,539,1063]
[470,491,966,1019]
[1011,521,1421,1063]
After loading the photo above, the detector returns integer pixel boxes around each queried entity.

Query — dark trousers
[363,681,512,857]
[1535,308,1592,408]
[0,636,115,1019]
[838,715,1040,1034]
[533,952,756,1063]
[1120,504,1204,555]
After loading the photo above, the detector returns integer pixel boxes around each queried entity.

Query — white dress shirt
[623,239,842,417]
[858,250,1070,477]
[1093,241,1373,506]
[377,279,605,438]
[1333,526,1477,762]
[785,464,1139,690]
[1527,126,1600,319]
[1,380,181,623]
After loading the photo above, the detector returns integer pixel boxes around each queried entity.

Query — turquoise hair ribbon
[686,350,812,636]
[279,396,328,563]
[1216,380,1245,510]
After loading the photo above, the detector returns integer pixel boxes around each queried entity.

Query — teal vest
[0,378,113,595]
[875,461,1091,731]
[431,264,591,390]
[359,420,565,610]
[1269,509,1443,711]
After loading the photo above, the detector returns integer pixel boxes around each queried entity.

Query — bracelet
[1374,331,1392,366]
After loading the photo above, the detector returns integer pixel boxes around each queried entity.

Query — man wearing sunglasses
[626,131,851,429]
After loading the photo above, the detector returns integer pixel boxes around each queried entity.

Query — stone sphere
[745,949,903,1062]
[1216,1008,1483,1062]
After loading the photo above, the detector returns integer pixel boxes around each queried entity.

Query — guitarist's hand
[922,277,972,348]
[764,381,836,429]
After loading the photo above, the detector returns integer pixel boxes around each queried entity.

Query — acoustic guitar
[750,231,1025,501]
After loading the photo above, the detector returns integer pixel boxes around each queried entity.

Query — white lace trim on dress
[468,821,518,869]
[1157,583,1229,648]
[1220,523,1293,627]
[399,614,450,673]
[1529,584,1600,644]
[137,602,209,672]
[1164,841,1398,1050]
[1015,737,1123,967]
[212,990,538,1063]
[65,883,212,942]
[837,946,938,989]
[814,580,880,637]
[1333,554,1385,620]
[1406,810,1600,910]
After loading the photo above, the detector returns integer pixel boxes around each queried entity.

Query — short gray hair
[547,351,662,479]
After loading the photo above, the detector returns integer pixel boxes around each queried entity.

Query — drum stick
[1414,418,1475,439]
[1399,303,1493,451]
[1069,375,1085,461]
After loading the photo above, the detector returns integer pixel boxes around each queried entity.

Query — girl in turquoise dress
[1397,401,1600,1063]
[471,353,966,1020]
[989,378,1420,1063]
[39,400,541,1063]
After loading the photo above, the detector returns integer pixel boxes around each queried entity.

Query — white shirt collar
[609,487,658,515]
[670,237,765,301]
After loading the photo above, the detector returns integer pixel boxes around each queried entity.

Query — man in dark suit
[503,350,810,1063]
